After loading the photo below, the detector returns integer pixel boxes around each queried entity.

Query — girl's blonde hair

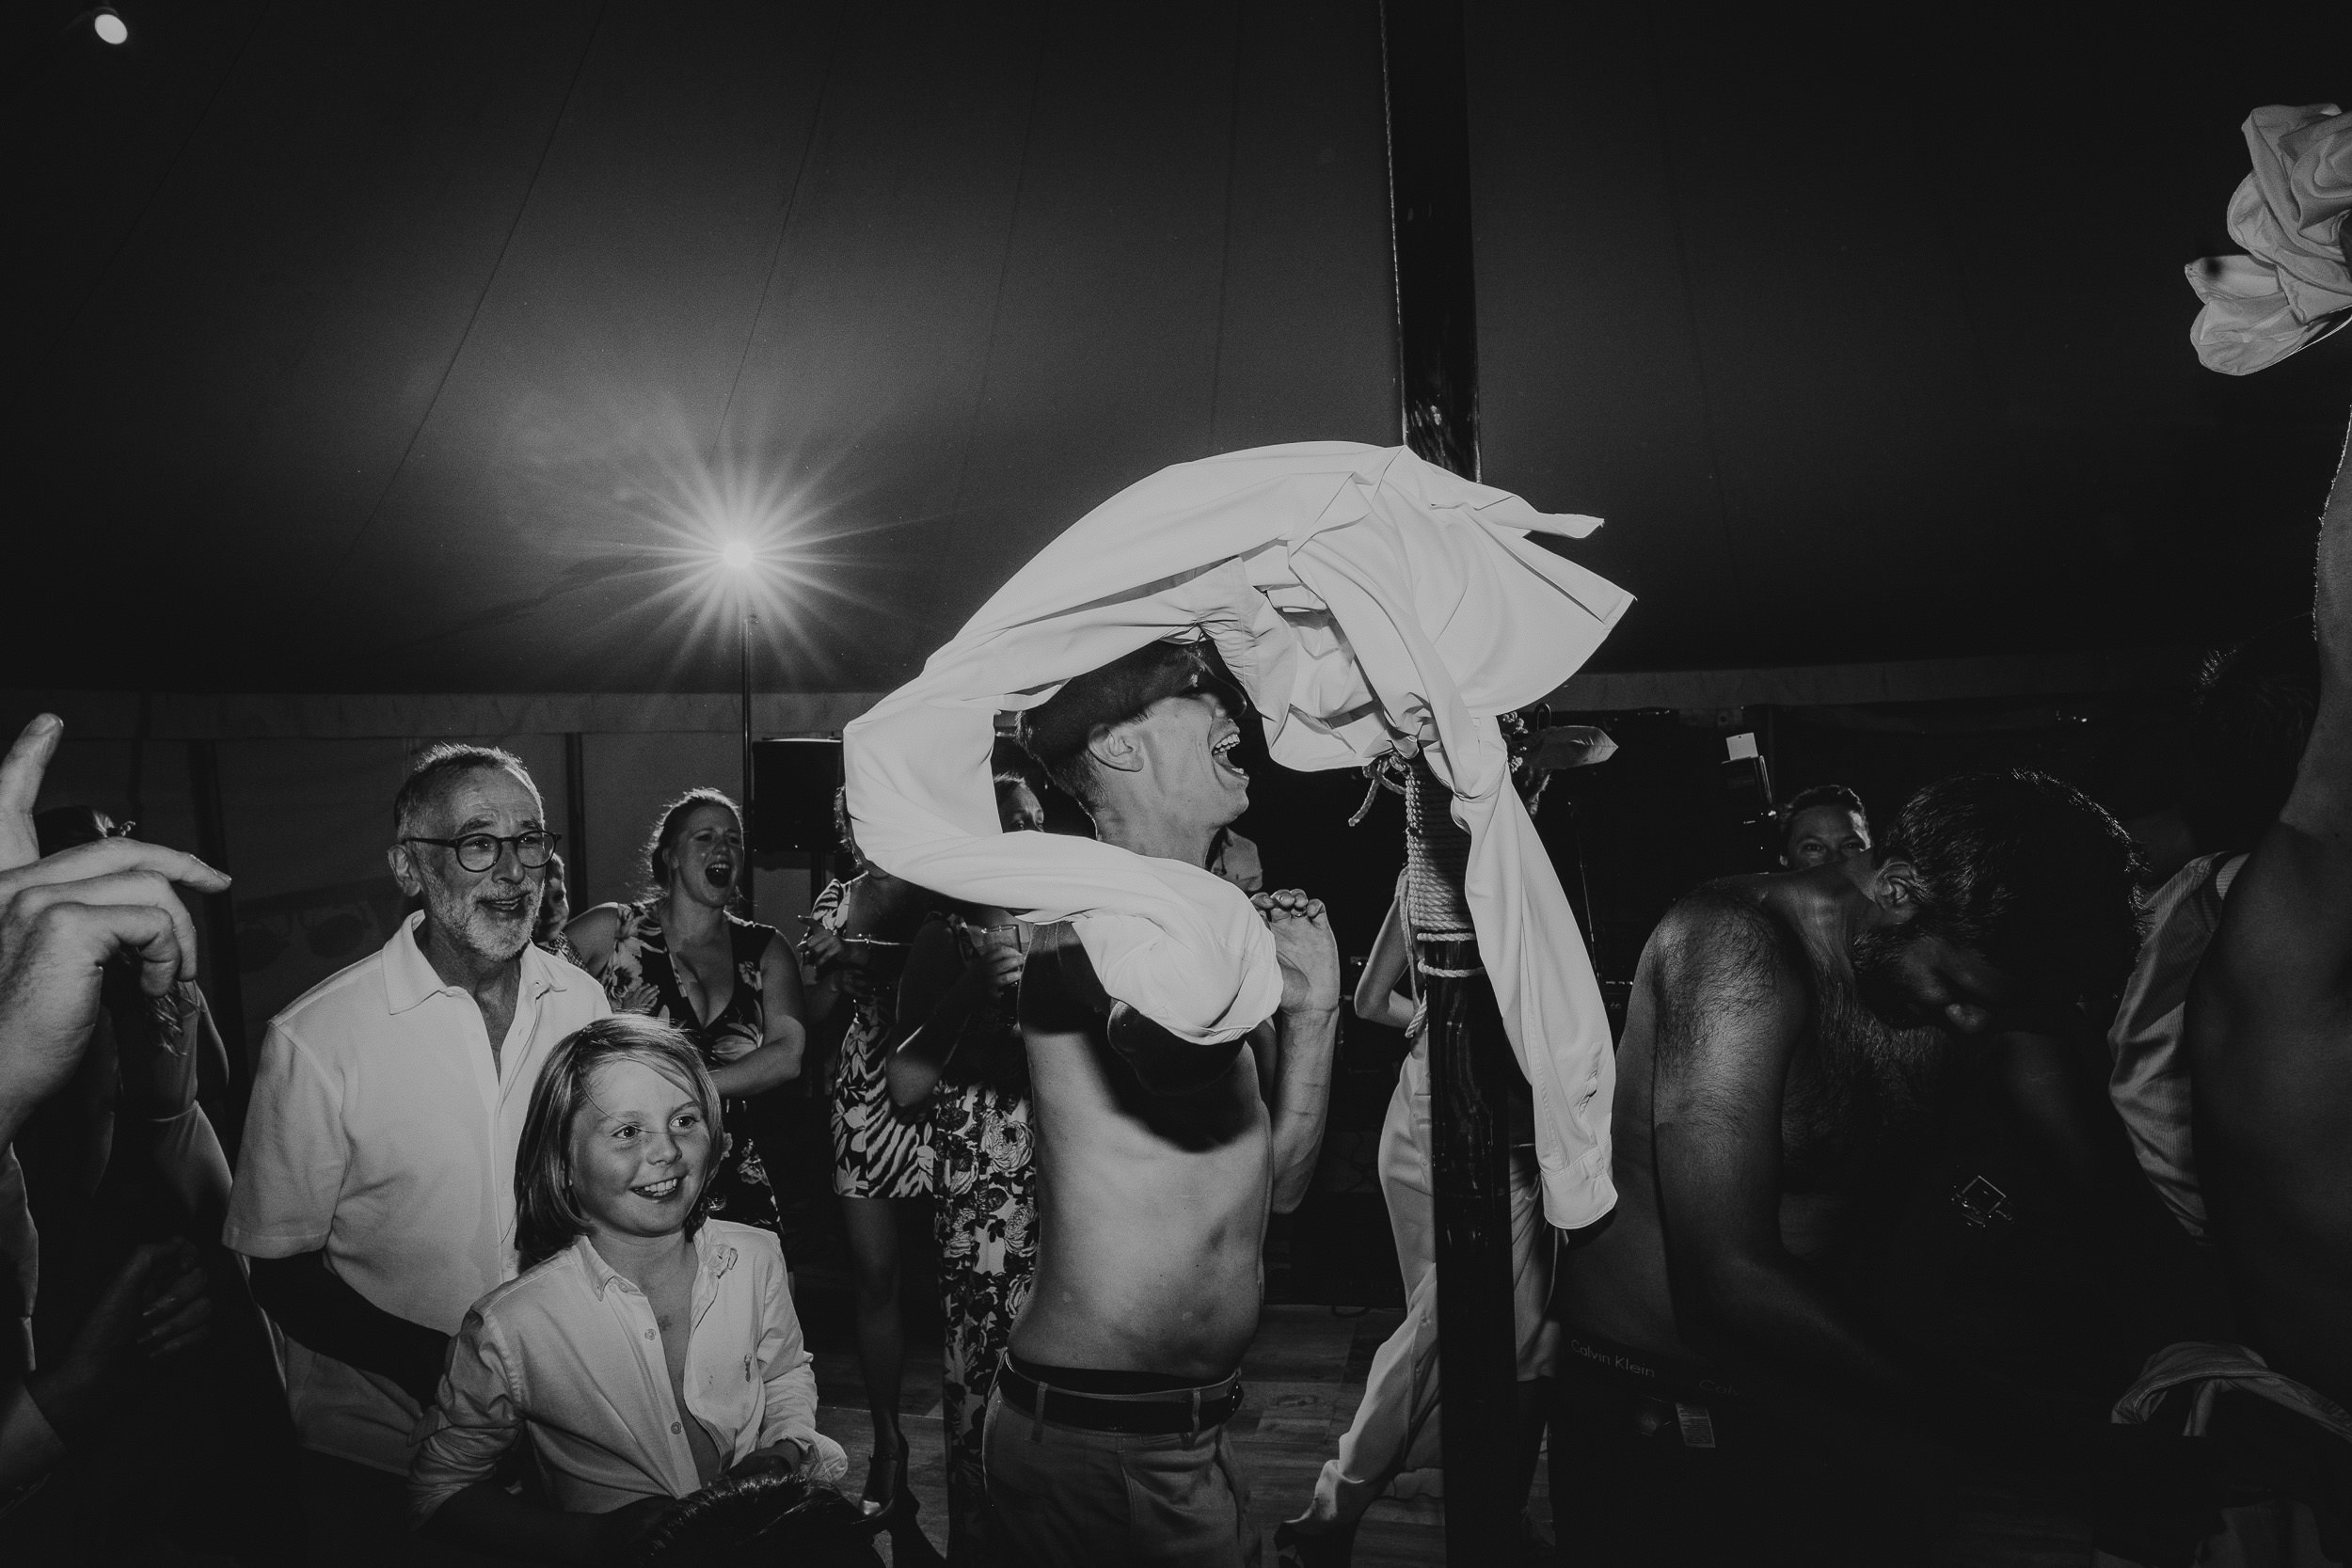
[515,1015,723,1269]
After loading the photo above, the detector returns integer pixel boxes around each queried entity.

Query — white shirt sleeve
[407,1307,520,1529]
[221,1022,344,1258]
[752,1248,819,1451]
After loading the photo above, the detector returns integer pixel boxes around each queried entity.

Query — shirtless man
[1552,768,2145,1564]
[2189,404,2352,1409]
[984,639,1341,1567]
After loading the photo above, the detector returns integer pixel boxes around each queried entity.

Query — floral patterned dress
[599,900,785,1238]
[919,922,1039,1566]
[817,879,932,1199]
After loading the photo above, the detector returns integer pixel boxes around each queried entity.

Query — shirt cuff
[218,1223,330,1258]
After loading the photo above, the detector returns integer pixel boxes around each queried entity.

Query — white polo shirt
[224,911,609,1474]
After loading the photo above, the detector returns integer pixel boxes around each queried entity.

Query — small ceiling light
[721,540,755,572]
[93,8,127,44]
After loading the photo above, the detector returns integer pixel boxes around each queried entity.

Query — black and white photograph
[5,3,2352,1564]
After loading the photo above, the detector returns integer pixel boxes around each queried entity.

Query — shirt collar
[381,910,568,1016]
[573,1227,739,1301]
[382,911,448,1016]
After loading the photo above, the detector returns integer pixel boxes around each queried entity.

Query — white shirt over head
[224,910,609,1473]
[843,441,1631,1227]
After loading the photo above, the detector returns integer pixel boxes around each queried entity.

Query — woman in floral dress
[800,797,942,1552]
[565,788,807,1238]
[885,773,1044,1566]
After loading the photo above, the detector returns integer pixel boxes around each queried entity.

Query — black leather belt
[996,1357,1244,1438]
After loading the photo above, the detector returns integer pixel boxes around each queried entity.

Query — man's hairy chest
[1778,979,1947,1194]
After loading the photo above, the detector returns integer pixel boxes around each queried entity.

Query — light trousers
[1301,1046,1559,1529]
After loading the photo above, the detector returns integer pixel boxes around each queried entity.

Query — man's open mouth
[482,893,531,919]
[1211,733,1247,780]
[632,1176,684,1200]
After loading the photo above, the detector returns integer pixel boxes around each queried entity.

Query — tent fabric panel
[1197,0,1399,457]
[316,2,843,692]
[35,4,611,665]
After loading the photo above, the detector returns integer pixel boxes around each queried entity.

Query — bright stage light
[721,540,756,572]
[93,8,127,43]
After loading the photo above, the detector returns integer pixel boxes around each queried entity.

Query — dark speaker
[751,737,843,855]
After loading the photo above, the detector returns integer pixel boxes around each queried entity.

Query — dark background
[6,1,2350,695]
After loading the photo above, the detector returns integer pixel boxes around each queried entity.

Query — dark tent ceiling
[7,2,2351,696]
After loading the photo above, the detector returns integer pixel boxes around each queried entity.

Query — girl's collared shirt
[408,1219,845,1524]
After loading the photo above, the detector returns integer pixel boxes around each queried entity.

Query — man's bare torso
[1556,874,1945,1362]
[1009,935,1279,1380]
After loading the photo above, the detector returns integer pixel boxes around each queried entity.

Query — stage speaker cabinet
[751,736,842,856]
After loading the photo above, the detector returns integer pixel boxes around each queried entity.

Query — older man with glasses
[225,743,608,1565]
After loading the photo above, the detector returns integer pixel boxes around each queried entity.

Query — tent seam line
[1203,0,1248,453]
[319,0,613,594]
[707,0,852,461]
[930,27,1049,610]
[42,0,279,371]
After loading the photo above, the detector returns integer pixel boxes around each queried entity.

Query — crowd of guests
[0,677,1327,1568]
[4,408,2352,1566]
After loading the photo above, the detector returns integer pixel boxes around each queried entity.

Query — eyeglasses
[402,830,562,873]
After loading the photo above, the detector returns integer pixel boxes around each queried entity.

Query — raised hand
[1255,888,1341,1017]
[969,939,1025,1001]
[798,919,850,973]
[0,713,61,872]
[0,716,231,1139]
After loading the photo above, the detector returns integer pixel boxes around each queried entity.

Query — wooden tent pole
[739,609,756,912]
[1380,3,1522,1563]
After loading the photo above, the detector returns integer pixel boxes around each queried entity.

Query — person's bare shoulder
[1646,880,1811,1063]
[563,904,626,968]
[1652,877,1791,958]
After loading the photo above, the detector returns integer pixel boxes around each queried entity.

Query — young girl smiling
[409,1015,845,1560]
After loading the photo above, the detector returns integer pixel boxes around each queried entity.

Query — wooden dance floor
[812,1305,1486,1565]
[810,1291,2095,1566]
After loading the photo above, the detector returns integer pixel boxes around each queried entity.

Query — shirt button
[671,1422,682,1434]
[644,1329,656,1340]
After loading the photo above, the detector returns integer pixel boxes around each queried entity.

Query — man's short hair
[2185,616,2319,851]
[1878,769,2146,1006]
[1017,640,1227,808]
[393,743,535,840]
[1783,784,1868,838]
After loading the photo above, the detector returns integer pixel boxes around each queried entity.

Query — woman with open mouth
[565,787,810,1246]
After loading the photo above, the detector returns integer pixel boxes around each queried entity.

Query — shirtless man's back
[982,640,1341,1568]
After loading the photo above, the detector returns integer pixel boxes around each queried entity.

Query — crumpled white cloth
[2186,103,2352,375]
[2094,1341,2352,1568]
[843,441,1632,1227]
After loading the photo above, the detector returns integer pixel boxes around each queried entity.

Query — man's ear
[1085,721,1145,777]
[1871,858,1926,922]
[389,842,423,897]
